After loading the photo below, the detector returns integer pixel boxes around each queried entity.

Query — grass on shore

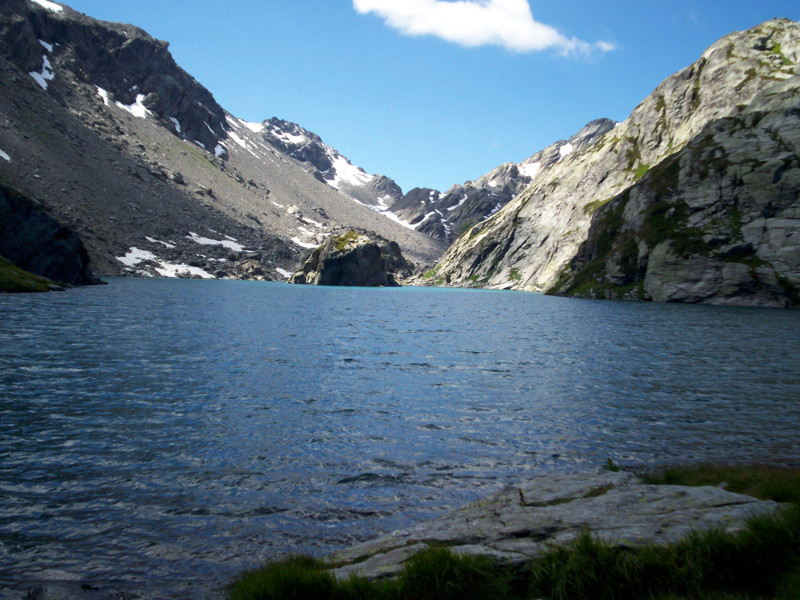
[229,465,800,600]
[0,256,61,293]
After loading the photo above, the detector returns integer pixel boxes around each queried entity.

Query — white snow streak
[519,161,541,179]
[228,131,248,149]
[241,120,265,134]
[276,267,293,279]
[559,143,574,159]
[145,237,175,249]
[186,231,245,252]
[116,247,157,267]
[447,194,468,212]
[115,94,150,119]
[39,40,54,52]
[330,154,373,189]
[154,263,214,279]
[29,55,55,91]
[169,117,182,133]
[31,0,63,13]
[291,237,319,249]
[96,86,110,105]
[0,149,11,162]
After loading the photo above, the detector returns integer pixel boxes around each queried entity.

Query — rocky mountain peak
[424,18,800,301]
[5,0,229,151]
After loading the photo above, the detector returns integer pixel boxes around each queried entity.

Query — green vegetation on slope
[229,465,800,600]
[0,256,61,293]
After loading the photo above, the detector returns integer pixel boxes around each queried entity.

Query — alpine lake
[1,277,799,598]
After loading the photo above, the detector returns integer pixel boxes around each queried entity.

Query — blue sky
[60,0,800,194]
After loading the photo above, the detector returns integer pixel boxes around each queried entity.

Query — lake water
[1,278,799,598]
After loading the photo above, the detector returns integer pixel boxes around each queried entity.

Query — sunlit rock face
[427,19,800,306]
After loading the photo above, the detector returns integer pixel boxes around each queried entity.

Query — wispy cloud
[353,0,614,56]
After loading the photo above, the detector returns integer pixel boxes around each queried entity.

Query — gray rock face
[553,76,800,307]
[329,470,780,581]
[1,0,227,151]
[427,19,800,305]
[288,231,412,286]
[0,183,100,286]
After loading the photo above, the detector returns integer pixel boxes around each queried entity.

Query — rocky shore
[18,469,782,599]
[329,469,779,581]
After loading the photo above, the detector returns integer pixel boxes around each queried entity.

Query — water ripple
[0,279,799,597]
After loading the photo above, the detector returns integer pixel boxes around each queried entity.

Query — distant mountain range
[1,0,798,305]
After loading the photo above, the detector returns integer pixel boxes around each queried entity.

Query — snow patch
[276,267,292,279]
[241,120,264,134]
[204,121,215,135]
[117,247,157,267]
[228,131,247,149]
[0,149,10,162]
[270,201,285,209]
[29,55,55,91]
[39,40,54,52]
[559,143,574,159]
[330,154,373,189]
[187,231,245,252]
[291,237,319,249]
[447,194,468,212]
[169,117,182,133]
[488,180,498,188]
[194,141,206,149]
[31,0,63,13]
[115,94,150,119]
[270,127,308,145]
[145,237,175,249]
[215,144,226,158]
[96,86,110,106]
[154,263,213,279]
[519,162,541,180]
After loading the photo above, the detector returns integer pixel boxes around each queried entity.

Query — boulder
[329,470,780,581]
[289,231,411,287]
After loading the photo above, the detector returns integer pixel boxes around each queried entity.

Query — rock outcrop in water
[0,182,101,287]
[329,470,780,581]
[288,231,412,287]
[423,19,800,307]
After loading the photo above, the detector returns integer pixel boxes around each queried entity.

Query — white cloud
[353,0,614,55]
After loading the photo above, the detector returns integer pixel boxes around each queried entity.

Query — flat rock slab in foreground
[330,470,779,580]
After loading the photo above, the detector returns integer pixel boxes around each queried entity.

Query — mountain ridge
[421,18,800,306]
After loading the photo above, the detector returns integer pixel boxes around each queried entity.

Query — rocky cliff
[289,231,412,287]
[424,19,800,306]
[551,77,800,307]
[0,182,100,286]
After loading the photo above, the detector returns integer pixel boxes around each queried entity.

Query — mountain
[0,0,445,280]
[424,19,800,307]
[387,119,616,243]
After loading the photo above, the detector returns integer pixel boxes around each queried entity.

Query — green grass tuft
[0,256,60,293]
[398,547,514,600]
[642,464,800,504]
[230,465,800,600]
